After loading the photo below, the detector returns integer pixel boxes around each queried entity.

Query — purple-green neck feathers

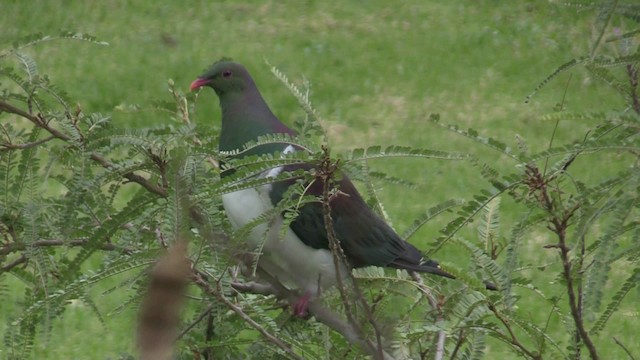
[218,86,294,155]
[190,61,296,156]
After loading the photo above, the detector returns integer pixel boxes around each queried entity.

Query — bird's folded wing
[267,163,420,268]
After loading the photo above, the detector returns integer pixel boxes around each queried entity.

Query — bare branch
[1,254,27,272]
[627,57,640,115]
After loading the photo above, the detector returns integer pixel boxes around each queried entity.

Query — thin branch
[488,303,541,360]
[1,254,27,272]
[613,337,636,360]
[0,135,55,151]
[319,145,386,360]
[410,271,446,360]
[0,100,168,197]
[232,270,395,360]
[526,164,599,360]
[191,270,304,360]
[0,238,133,256]
[175,304,213,341]
[551,206,598,360]
[307,300,394,360]
[627,64,640,115]
[589,0,618,59]
[231,281,277,296]
[449,329,466,360]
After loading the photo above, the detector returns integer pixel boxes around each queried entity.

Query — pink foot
[292,292,311,317]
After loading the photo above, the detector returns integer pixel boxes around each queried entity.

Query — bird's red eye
[222,70,232,78]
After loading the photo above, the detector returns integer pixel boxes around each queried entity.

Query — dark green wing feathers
[268,163,455,279]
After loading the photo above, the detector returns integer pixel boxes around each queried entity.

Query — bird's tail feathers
[391,259,498,290]
[390,259,456,279]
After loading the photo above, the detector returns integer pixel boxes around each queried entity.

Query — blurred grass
[1,0,637,358]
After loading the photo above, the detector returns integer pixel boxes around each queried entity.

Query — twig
[488,304,541,360]
[552,208,598,360]
[613,337,636,360]
[449,329,466,360]
[175,304,213,341]
[627,64,640,115]
[307,300,394,360]
[410,271,446,360]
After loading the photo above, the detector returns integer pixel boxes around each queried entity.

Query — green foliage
[1,2,639,359]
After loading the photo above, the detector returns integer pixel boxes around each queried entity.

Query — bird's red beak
[189,78,209,91]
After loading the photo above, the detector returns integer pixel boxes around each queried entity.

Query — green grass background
[1,0,636,358]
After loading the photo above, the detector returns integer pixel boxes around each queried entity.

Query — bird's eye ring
[222,70,232,78]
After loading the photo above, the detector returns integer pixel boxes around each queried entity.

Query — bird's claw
[292,292,311,317]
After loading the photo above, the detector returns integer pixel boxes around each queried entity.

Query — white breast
[222,148,345,295]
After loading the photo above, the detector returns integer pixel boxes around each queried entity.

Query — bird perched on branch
[190,60,495,316]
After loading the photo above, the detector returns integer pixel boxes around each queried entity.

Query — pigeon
[190,61,495,315]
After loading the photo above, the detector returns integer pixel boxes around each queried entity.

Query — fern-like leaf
[402,199,465,241]
[429,117,523,162]
[584,197,633,316]
[13,52,38,82]
[477,197,500,255]
[346,145,467,162]
[268,62,327,140]
[525,57,587,103]
[590,267,640,336]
